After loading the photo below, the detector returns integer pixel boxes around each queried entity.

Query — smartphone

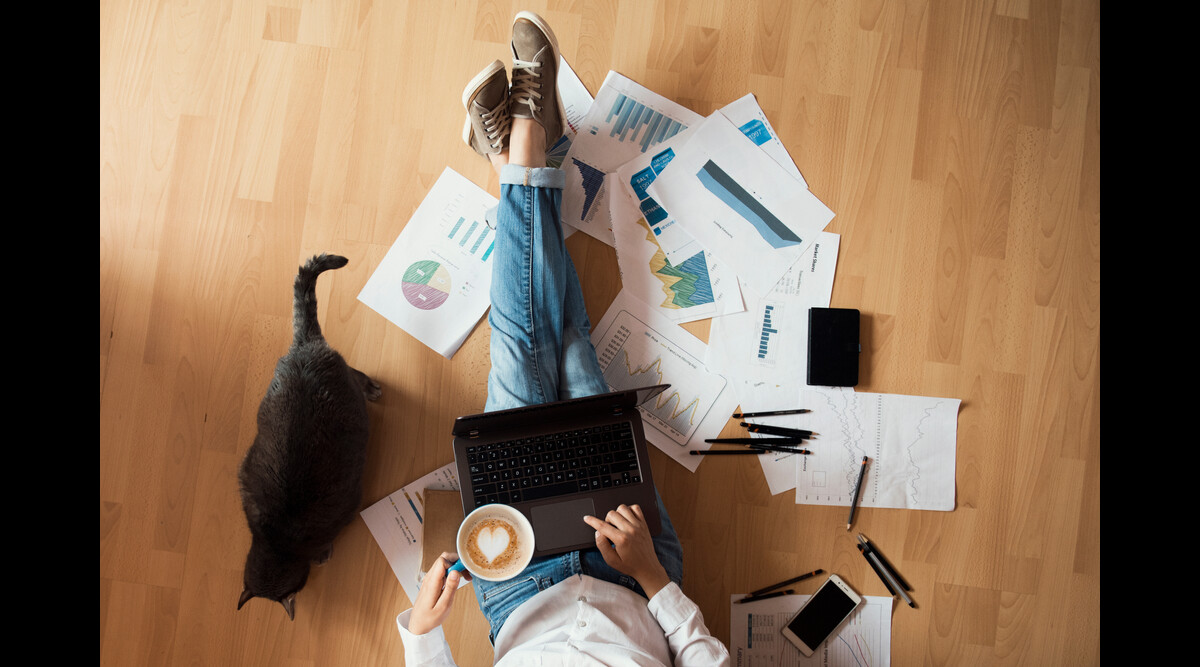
[780,574,863,656]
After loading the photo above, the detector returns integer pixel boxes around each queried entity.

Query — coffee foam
[464,518,523,577]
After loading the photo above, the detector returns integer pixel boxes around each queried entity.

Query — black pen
[860,534,912,592]
[857,534,915,608]
[856,544,896,596]
[847,456,868,530]
[748,568,824,597]
[747,443,812,455]
[735,589,794,604]
[742,423,815,438]
[732,409,810,418]
[705,437,807,445]
[689,449,767,455]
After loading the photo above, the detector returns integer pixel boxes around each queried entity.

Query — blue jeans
[473,165,683,643]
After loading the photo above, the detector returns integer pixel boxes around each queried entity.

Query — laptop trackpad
[531,499,597,551]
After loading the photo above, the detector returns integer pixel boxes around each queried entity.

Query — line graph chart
[595,308,727,445]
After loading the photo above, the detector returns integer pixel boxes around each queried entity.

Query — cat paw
[364,379,382,402]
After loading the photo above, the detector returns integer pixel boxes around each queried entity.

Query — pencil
[735,589,795,604]
[705,437,807,445]
[746,443,812,455]
[732,409,810,418]
[689,449,768,455]
[847,456,868,530]
[741,423,815,438]
[748,569,824,597]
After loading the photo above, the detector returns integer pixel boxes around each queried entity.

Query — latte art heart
[475,526,511,563]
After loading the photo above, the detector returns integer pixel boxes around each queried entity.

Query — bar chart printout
[562,71,703,246]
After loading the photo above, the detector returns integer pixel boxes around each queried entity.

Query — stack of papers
[360,65,960,510]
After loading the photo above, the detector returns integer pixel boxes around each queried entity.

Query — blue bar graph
[605,93,688,154]
[758,305,777,360]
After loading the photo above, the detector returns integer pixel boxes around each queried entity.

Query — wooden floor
[100,0,1100,664]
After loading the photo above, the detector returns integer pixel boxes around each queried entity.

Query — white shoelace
[481,103,511,150]
[510,57,543,116]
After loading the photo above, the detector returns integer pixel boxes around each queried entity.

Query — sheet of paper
[608,171,743,323]
[561,71,703,246]
[795,388,961,511]
[358,168,498,358]
[706,233,840,388]
[646,113,835,295]
[615,95,806,268]
[590,290,740,472]
[729,381,808,496]
[545,56,594,169]
[730,594,892,667]
[717,93,807,188]
[360,462,468,604]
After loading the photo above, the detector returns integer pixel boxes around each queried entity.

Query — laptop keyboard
[466,422,642,507]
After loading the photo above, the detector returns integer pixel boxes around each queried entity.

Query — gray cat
[237,254,381,620]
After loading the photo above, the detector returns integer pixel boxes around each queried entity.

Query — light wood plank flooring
[100,0,1100,664]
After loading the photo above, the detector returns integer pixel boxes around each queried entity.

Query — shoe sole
[512,11,568,137]
[462,59,507,148]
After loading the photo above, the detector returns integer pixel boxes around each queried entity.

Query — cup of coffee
[452,504,535,582]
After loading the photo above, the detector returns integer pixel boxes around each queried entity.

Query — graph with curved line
[595,309,727,444]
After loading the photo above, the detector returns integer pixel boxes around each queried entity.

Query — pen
[689,449,768,455]
[748,568,824,597]
[735,589,795,604]
[860,534,912,592]
[732,409,810,418]
[847,456,868,530]
[857,534,915,608]
[746,443,812,455]
[856,544,896,596]
[741,423,815,438]
[705,437,807,445]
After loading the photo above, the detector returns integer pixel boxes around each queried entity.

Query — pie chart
[401,260,451,310]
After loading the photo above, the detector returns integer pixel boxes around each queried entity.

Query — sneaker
[462,60,511,157]
[508,11,564,146]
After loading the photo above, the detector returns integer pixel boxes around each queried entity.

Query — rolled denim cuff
[499,164,565,189]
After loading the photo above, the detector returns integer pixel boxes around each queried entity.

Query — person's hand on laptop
[584,504,671,599]
[409,552,472,635]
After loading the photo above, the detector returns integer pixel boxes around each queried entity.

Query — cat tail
[293,254,349,346]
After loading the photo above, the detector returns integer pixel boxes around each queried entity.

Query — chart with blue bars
[447,215,495,261]
[602,92,688,154]
[758,304,778,360]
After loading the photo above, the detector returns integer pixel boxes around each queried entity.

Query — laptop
[452,385,669,557]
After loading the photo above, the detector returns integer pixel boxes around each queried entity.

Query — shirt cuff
[645,581,697,631]
[396,609,454,665]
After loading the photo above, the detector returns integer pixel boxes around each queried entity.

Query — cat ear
[280,593,296,620]
[237,587,254,610]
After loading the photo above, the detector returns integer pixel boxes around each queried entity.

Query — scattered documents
[562,71,703,246]
[608,171,744,323]
[705,232,841,388]
[358,168,498,358]
[361,463,469,603]
[646,113,835,295]
[795,388,961,511]
[730,593,892,666]
[590,290,740,472]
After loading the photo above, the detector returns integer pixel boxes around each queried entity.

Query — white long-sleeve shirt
[396,574,730,665]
